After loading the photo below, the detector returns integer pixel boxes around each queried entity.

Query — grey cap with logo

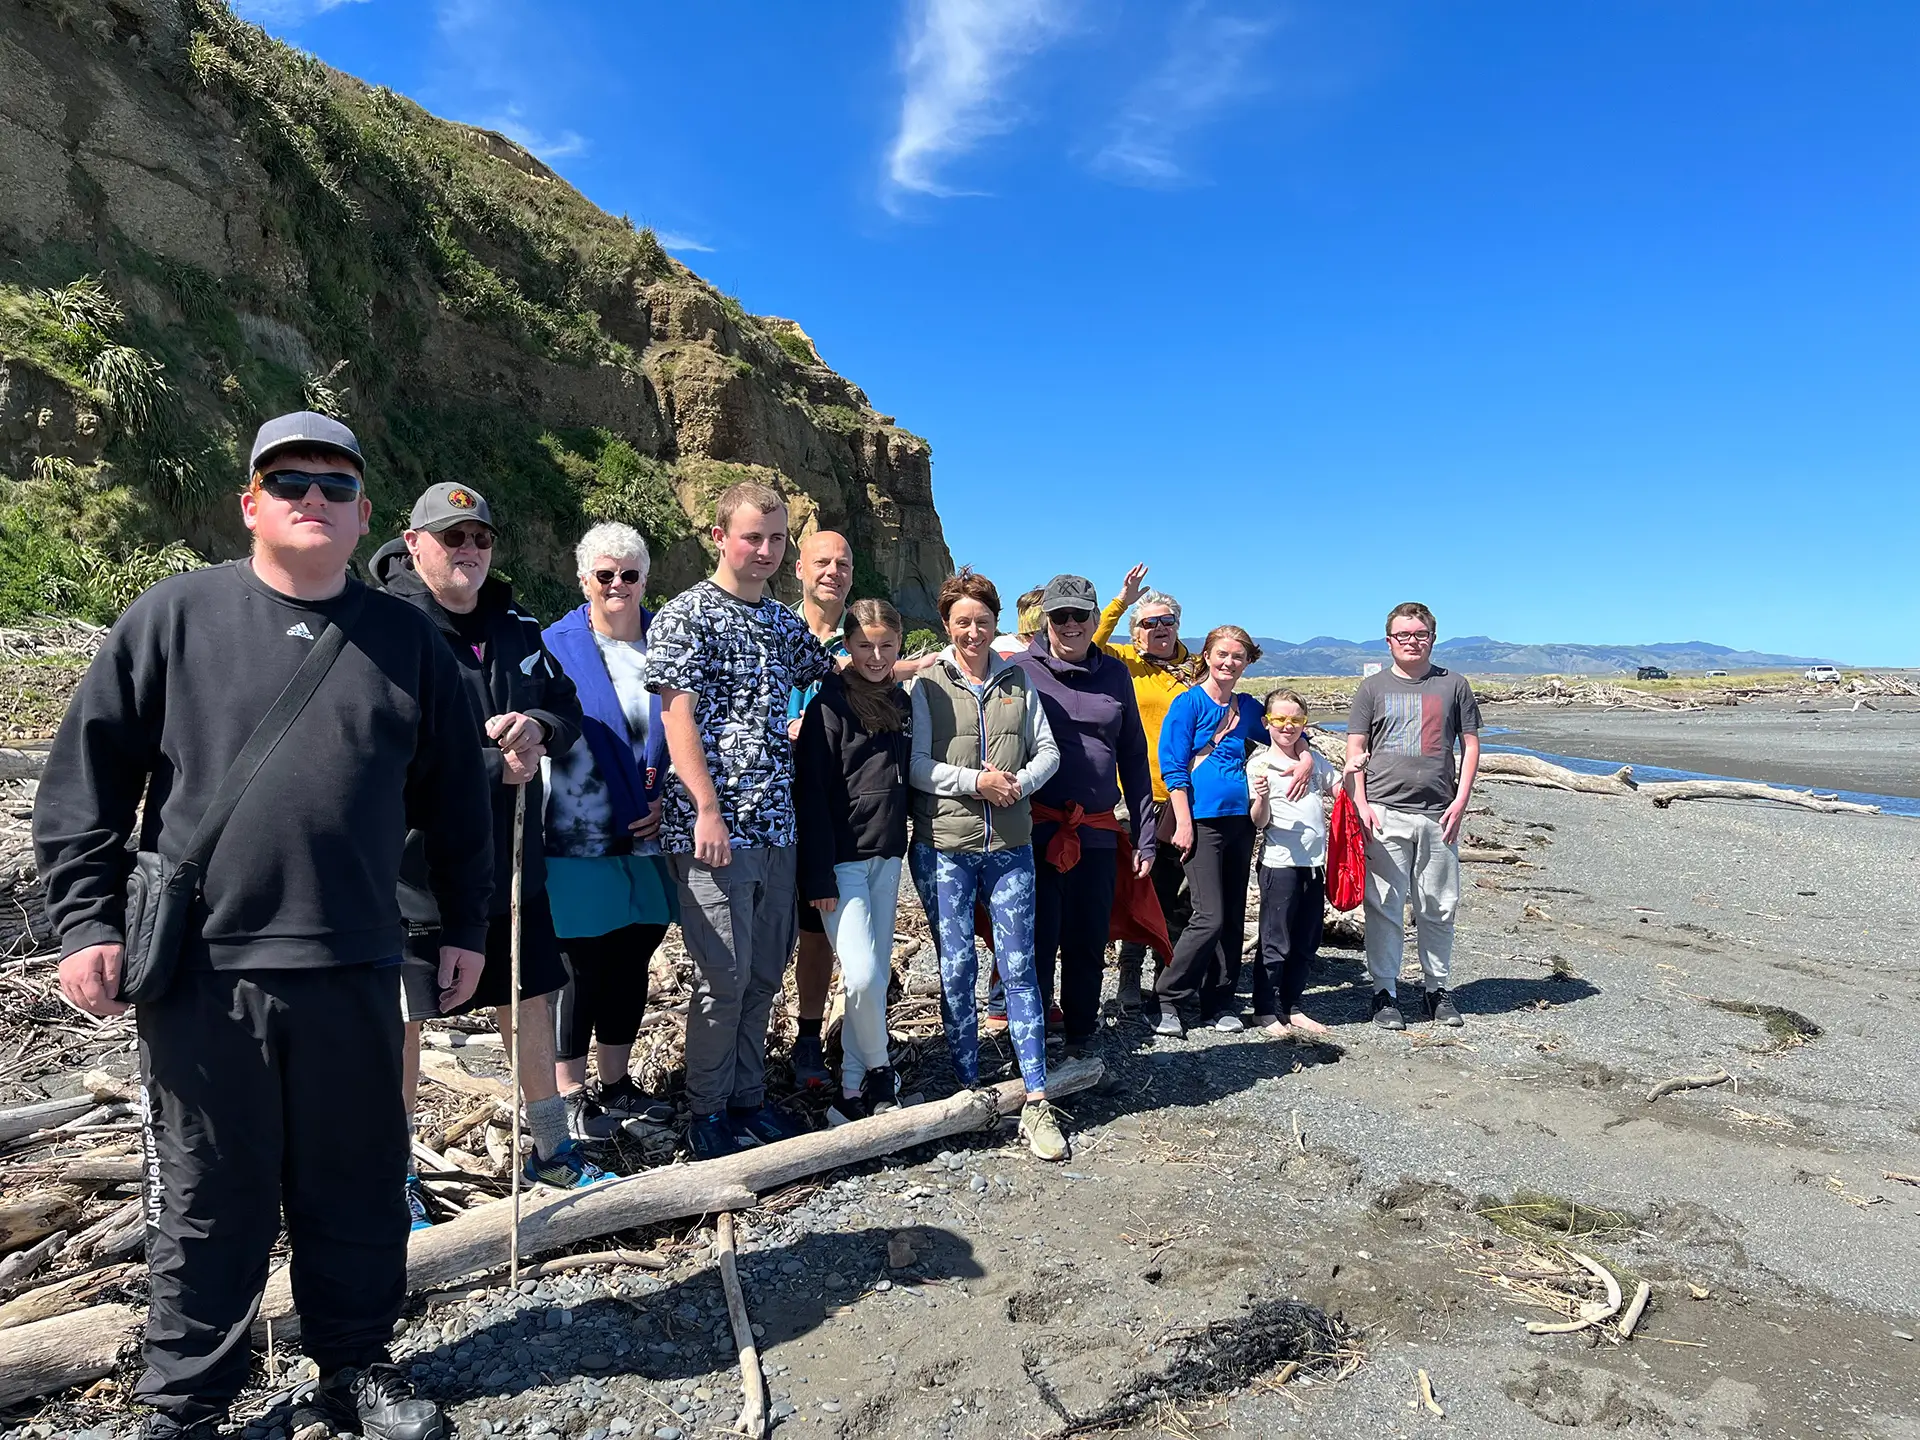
[1040,574,1100,613]
[408,482,495,534]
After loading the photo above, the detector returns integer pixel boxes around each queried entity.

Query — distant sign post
[1362,662,1383,678]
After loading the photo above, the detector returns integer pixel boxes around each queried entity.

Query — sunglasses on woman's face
[593,568,642,587]
[1136,615,1178,629]
[256,470,362,504]
[1049,608,1093,625]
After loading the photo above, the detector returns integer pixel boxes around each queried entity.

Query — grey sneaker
[298,1361,449,1440]
[1151,1009,1185,1039]
[1019,1100,1069,1162]
[1371,990,1406,1031]
[563,1087,620,1142]
[1213,1013,1245,1033]
[1426,988,1464,1028]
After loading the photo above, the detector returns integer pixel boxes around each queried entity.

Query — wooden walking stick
[508,782,527,1288]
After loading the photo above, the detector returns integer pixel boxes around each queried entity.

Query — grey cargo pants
[672,846,797,1116]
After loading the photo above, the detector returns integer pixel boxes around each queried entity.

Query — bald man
[783,531,931,1088]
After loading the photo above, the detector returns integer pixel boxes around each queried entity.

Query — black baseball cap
[249,411,363,473]
[1040,574,1099,614]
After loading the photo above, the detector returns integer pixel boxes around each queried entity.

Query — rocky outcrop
[0,0,952,621]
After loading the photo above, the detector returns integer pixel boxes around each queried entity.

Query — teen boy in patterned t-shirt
[647,482,834,1160]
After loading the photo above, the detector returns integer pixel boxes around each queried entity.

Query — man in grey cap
[371,483,602,1200]
[34,412,492,1439]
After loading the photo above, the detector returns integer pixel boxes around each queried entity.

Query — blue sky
[245,0,1918,663]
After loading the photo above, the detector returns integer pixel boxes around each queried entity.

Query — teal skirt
[545,853,678,939]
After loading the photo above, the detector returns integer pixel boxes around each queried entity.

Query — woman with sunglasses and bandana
[1016,575,1159,1057]
[539,524,680,1142]
[1087,565,1204,1013]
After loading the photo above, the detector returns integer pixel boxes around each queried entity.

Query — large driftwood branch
[1646,1068,1731,1103]
[0,748,48,783]
[718,1212,768,1439]
[0,1060,1106,1402]
[1478,753,1638,795]
[1640,780,1879,814]
[0,1303,141,1408]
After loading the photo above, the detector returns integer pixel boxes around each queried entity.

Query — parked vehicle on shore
[1805,665,1841,683]
[1636,665,1669,681]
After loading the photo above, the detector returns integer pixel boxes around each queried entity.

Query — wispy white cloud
[234,0,369,25]
[656,232,716,254]
[474,105,587,161]
[1095,4,1277,186]
[884,0,1074,210]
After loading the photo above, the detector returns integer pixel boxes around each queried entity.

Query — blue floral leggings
[909,843,1048,1094]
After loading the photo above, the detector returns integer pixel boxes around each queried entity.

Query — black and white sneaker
[825,1092,869,1127]
[1425,988,1464,1028]
[563,1086,620,1142]
[592,1075,674,1126]
[1151,1009,1185,1039]
[862,1066,901,1116]
[297,1362,449,1440]
[1370,990,1406,1031]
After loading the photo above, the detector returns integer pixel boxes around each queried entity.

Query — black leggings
[554,923,667,1062]
[1154,816,1256,1022]
[1253,864,1325,1018]
[1035,847,1120,1045]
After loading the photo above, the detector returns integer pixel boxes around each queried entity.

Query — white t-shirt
[1248,749,1340,868]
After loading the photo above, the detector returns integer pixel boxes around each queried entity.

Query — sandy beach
[1490,697,1920,799]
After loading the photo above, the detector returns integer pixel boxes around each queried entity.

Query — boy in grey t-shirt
[1345,602,1482,1030]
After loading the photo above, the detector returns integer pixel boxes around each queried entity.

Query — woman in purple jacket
[1016,574,1159,1053]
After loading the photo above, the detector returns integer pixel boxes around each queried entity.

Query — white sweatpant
[820,856,903,1090]
[1362,806,1460,995]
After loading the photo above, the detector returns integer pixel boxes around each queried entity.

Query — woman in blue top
[542,523,679,1139]
[1152,625,1309,1037]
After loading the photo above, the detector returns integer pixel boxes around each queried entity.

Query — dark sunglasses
[1136,615,1178,629]
[257,470,362,504]
[435,526,494,550]
[593,568,642,586]
[1049,608,1093,625]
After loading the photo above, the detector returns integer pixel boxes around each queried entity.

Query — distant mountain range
[1236,636,1841,678]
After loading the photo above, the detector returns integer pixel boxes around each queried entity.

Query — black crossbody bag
[117,594,362,1004]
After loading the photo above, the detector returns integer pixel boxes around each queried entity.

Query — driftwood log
[0,747,47,783]
[0,1263,135,1330]
[1640,780,1879,814]
[717,1212,769,1439]
[0,1230,66,1292]
[0,1194,83,1255]
[0,1059,1105,1403]
[1478,753,1638,795]
[1646,1068,1732,1103]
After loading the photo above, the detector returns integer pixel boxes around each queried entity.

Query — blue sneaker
[689,1111,745,1162]
[727,1103,811,1147]
[405,1172,433,1231]
[524,1138,617,1190]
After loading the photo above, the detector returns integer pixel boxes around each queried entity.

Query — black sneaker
[138,1414,223,1440]
[825,1092,869,1127]
[791,1033,830,1090]
[689,1111,744,1162]
[1371,990,1406,1031]
[563,1087,621,1142]
[592,1075,675,1126]
[728,1103,811,1147]
[299,1362,449,1440]
[1426,988,1464,1028]
[862,1066,901,1116]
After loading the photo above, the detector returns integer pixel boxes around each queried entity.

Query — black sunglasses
[257,470,362,504]
[592,568,642,586]
[1049,608,1093,625]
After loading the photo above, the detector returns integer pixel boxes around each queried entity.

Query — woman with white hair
[540,521,678,1141]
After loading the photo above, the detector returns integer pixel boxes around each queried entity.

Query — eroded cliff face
[0,0,952,620]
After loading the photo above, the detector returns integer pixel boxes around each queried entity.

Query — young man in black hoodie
[34,412,492,1440]
[370,483,607,1198]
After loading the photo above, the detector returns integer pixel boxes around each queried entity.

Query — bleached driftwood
[1640,781,1879,815]
[0,1195,82,1255]
[0,1230,67,1292]
[1478,753,1638,796]
[1646,1068,1732,1103]
[0,748,48,783]
[0,1060,1106,1403]
[718,1212,769,1438]
[0,1263,135,1330]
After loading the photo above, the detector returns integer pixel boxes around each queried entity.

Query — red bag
[1326,789,1367,911]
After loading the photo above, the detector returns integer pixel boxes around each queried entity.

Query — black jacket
[372,539,582,922]
[793,673,911,902]
[33,561,494,966]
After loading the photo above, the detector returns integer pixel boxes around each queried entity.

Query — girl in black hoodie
[795,599,913,1123]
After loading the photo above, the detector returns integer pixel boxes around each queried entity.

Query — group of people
[31,409,1482,1440]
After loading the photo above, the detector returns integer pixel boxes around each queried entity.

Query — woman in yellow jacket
[1091,564,1203,1012]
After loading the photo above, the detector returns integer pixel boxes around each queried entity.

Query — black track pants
[134,965,408,1422]
[554,922,668,1060]
[1253,864,1326,1018]
[1154,816,1256,1023]
[1034,846,1119,1044]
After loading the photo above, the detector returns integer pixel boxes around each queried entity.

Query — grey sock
[527,1094,569,1161]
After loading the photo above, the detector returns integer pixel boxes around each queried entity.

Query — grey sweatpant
[672,846,797,1116]
[1362,806,1461,995]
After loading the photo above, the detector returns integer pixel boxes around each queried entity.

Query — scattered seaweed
[1476,1190,1637,1245]
[1707,998,1822,1050]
